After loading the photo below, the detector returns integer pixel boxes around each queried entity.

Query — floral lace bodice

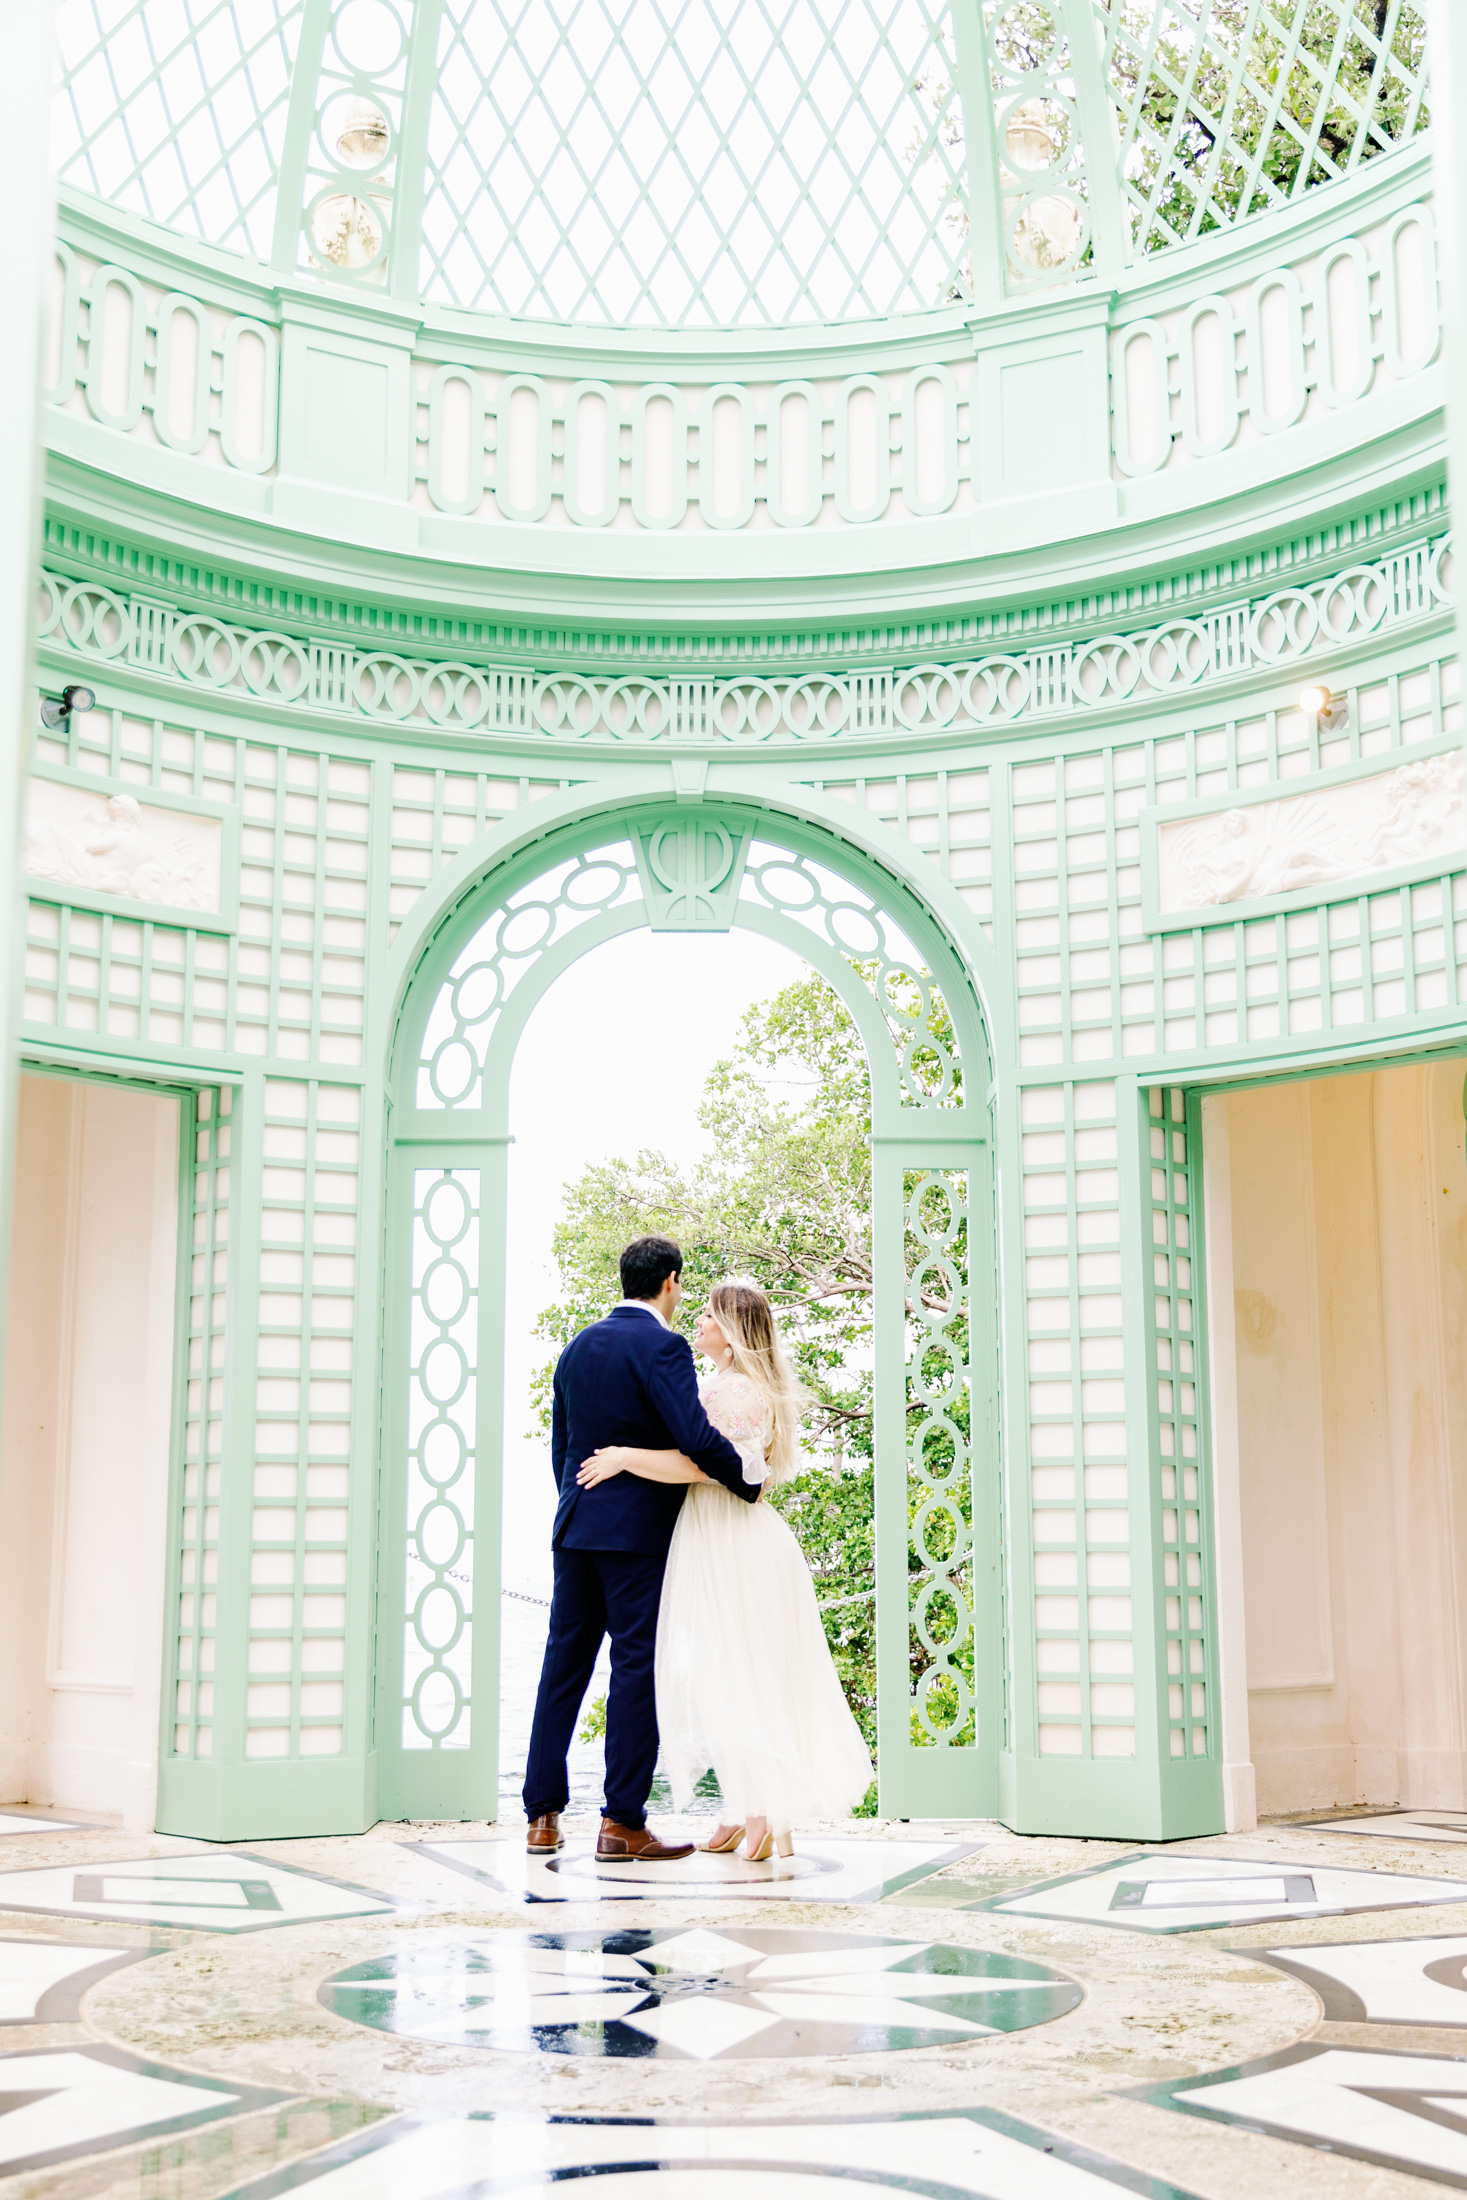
[699,1366,772,1486]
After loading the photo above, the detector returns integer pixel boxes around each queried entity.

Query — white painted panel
[0,1077,179,1828]
[52,1086,177,1689]
[1230,1083,1335,1693]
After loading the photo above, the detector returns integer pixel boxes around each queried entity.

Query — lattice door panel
[165,1083,232,1768]
[875,1134,999,1819]
[380,1151,502,1819]
[907,1168,975,1746]
[1143,1086,1216,1769]
[384,811,999,1826]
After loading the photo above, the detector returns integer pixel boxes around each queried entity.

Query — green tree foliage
[530,964,976,1799]
[1100,0,1428,250]
[911,0,1428,283]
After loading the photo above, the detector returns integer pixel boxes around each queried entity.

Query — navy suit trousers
[522,1546,666,1829]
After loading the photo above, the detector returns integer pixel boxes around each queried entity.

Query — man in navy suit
[523,1234,757,1860]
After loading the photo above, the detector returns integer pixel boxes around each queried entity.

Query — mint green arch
[382,776,1010,1101]
[377,790,1002,1826]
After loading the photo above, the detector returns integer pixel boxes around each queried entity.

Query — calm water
[496,1588,720,1822]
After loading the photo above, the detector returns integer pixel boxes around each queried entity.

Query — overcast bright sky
[499,926,811,1595]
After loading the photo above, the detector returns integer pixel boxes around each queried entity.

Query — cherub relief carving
[1173,749,1467,910]
[25,790,215,910]
[1175,800,1347,906]
[1364,750,1466,868]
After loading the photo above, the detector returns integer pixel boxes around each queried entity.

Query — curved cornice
[39,488,1448,680]
[35,517,1453,768]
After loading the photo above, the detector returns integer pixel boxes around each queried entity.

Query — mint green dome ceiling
[53,0,1428,329]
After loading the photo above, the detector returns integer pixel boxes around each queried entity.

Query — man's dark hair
[620,1234,683,1301]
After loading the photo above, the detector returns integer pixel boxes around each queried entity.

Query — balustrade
[44,149,1440,551]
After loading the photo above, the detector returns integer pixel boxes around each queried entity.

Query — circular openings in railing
[324,95,392,172]
[309,190,385,272]
[417,1498,467,1568]
[415,1582,464,1654]
[423,1255,471,1327]
[423,1171,473,1247]
[331,0,407,72]
[420,1421,467,1489]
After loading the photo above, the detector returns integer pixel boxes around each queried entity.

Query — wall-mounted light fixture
[1298,682,1347,730]
[39,683,97,730]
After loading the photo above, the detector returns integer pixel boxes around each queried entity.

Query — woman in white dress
[575,1279,872,1862]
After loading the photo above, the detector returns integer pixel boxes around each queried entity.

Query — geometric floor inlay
[1143,2041,1467,2191]
[1304,1810,1467,1847]
[0,1938,152,2023]
[415,1834,979,1907]
[319,1926,1084,2061]
[1249,1935,1467,2026]
[0,1850,395,1933]
[0,2044,284,2176]
[986,1850,1467,1933]
[218,2107,1202,2197]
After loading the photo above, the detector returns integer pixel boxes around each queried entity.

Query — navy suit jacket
[550,1305,757,1555]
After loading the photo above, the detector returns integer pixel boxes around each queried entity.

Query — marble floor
[13,1812,1467,2198]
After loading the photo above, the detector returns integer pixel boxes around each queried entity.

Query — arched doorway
[378,803,999,1823]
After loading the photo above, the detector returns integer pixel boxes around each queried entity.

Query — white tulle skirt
[654,1482,873,1833]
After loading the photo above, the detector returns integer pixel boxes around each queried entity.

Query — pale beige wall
[1210,1058,1467,1818]
[0,1075,179,1827]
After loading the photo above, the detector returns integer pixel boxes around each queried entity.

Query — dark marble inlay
[320,1924,1083,2060]
[217,2105,1204,2198]
[0,2042,286,2176]
[1139,2040,1467,2193]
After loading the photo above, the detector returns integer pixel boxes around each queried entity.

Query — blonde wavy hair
[707,1278,811,1483]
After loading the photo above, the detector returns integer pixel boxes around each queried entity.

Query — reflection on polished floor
[14,1812,1467,2196]
[212,2109,1208,2200]
[319,1923,1083,2058]
[414,1830,976,1906]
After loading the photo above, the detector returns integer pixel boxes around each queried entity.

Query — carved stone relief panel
[24,774,225,920]
[1154,745,1466,922]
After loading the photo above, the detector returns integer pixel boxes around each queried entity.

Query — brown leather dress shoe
[596,1816,694,1861]
[527,1812,564,1853]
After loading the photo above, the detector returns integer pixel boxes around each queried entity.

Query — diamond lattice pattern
[53,0,305,260]
[1098,0,1429,254]
[418,0,970,324]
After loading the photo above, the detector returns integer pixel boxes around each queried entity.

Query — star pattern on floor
[213,2106,1206,2198]
[986,1849,1467,1932]
[1143,2040,1467,2191]
[319,1924,1083,2060]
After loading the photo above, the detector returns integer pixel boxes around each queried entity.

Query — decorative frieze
[35,536,1453,748]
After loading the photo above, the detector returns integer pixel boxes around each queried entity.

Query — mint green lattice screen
[403,1167,481,1757]
[1145,1087,1216,1769]
[382,816,998,1822]
[906,1167,974,1745]
[164,1085,232,1772]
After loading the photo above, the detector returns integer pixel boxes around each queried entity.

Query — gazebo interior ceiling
[52,0,1429,329]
